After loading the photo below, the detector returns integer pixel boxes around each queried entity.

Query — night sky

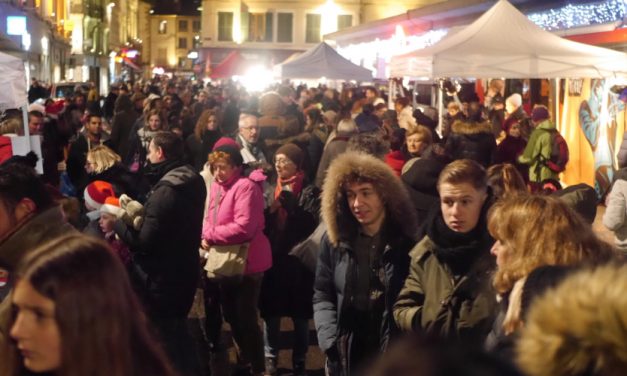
[151,0,201,15]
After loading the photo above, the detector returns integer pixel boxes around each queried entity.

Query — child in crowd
[99,196,131,265]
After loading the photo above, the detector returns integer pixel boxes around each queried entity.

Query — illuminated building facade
[0,0,71,85]
[199,0,443,78]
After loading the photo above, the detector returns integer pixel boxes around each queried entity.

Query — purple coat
[202,169,272,275]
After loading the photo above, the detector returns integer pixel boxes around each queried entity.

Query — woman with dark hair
[0,234,176,376]
[486,163,527,200]
[126,108,165,172]
[186,109,223,171]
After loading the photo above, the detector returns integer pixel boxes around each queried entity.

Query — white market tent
[390,0,627,79]
[0,51,28,110]
[0,51,42,171]
[275,42,373,81]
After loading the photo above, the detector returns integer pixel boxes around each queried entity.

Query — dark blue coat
[313,230,414,373]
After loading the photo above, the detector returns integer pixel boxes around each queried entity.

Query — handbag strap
[213,187,221,225]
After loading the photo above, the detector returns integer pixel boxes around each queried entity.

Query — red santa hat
[84,181,115,211]
[100,196,124,218]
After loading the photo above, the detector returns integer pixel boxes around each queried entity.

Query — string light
[527,0,626,31]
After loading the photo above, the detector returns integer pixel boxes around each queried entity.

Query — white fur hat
[506,93,522,108]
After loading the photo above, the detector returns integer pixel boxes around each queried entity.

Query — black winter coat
[401,148,450,227]
[260,184,320,318]
[445,121,496,168]
[114,161,206,319]
[109,94,138,160]
[185,130,222,171]
[87,163,143,200]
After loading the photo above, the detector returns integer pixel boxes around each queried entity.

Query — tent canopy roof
[210,51,259,79]
[390,0,627,79]
[277,42,373,81]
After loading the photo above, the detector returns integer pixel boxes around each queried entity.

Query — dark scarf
[425,202,493,276]
[144,158,184,186]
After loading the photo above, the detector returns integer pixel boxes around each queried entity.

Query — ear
[14,198,36,222]
[156,146,166,161]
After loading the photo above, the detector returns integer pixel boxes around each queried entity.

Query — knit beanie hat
[210,137,244,167]
[506,93,522,108]
[531,105,550,123]
[100,196,124,218]
[213,136,239,150]
[275,143,304,169]
[84,181,115,210]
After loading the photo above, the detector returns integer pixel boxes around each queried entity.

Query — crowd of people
[0,75,627,376]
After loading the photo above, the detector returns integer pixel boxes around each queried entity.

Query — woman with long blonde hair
[485,194,615,356]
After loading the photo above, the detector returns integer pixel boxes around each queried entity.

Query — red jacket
[0,136,13,164]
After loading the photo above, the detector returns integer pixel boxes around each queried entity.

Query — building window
[306,14,321,43]
[178,37,187,49]
[179,20,188,32]
[277,13,293,43]
[218,12,234,41]
[192,20,201,32]
[247,12,273,42]
[338,15,352,30]
[158,20,167,34]
[193,36,201,49]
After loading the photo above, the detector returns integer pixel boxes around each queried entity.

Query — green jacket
[518,119,559,183]
[393,236,497,344]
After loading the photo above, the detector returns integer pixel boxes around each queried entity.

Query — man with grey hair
[236,113,269,168]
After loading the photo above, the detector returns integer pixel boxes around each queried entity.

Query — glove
[119,194,145,230]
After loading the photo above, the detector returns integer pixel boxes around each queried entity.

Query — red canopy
[210,51,255,79]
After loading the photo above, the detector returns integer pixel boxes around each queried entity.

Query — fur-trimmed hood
[517,264,627,376]
[451,120,493,135]
[321,151,418,247]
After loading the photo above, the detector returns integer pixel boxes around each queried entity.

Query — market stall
[389,0,627,195]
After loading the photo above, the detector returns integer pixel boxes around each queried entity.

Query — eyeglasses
[275,158,294,166]
[241,126,259,132]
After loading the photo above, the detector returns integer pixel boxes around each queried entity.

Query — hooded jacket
[445,121,496,168]
[518,119,559,183]
[313,152,418,374]
[393,204,496,345]
[517,264,627,376]
[114,160,206,319]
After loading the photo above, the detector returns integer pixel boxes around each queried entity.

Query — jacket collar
[0,206,69,270]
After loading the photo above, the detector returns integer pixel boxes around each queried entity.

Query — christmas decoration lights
[527,0,626,31]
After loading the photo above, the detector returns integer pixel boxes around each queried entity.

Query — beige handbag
[203,187,250,279]
[203,243,250,279]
